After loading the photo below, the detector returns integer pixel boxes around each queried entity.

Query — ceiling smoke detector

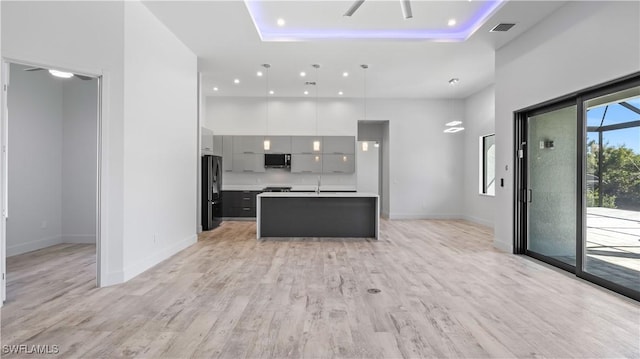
[490,23,516,32]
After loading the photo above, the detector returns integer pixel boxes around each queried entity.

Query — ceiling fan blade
[401,0,412,19]
[24,67,44,72]
[344,0,366,16]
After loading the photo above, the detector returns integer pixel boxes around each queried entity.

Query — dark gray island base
[257,192,379,239]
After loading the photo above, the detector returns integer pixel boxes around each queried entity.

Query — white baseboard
[7,235,63,257]
[460,215,494,229]
[493,240,512,253]
[61,234,96,244]
[123,234,197,282]
[101,270,125,287]
[388,213,462,220]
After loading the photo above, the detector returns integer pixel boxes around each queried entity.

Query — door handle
[527,189,533,203]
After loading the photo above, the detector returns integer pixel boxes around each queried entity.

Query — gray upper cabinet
[263,136,292,154]
[323,154,355,173]
[233,136,265,154]
[201,127,214,155]
[222,136,234,172]
[232,153,265,173]
[291,154,323,173]
[212,135,223,156]
[292,136,323,154]
[322,136,355,154]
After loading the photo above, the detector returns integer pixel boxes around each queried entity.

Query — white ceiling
[143,0,566,99]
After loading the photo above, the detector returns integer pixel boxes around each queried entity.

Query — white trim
[493,239,511,253]
[461,215,494,229]
[388,213,462,220]
[122,234,197,282]
[7,235,63,257]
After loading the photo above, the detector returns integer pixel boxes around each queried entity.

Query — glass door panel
[584,88,640,292]
[527,105,577,266]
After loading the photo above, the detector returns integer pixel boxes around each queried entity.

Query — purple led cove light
[244,0,505,42]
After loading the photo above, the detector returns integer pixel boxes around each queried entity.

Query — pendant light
[361,64,369,151]
[263,64,271,150]
[312,64,321,152]
[444,77,464,133]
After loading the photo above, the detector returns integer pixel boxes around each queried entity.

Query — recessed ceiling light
[300,71,306,77]
[48,69,74,79]
[269,90,274,95]
[448,19,457,27]
[234,79,240,84]
[304,90,309,95]
[446,121,463,126]
[257,71,263,77]
[448,78,460,85]
[343,72,349,77]
[277,18,285,27]
[213,87,219,91]
[338,91,344,95]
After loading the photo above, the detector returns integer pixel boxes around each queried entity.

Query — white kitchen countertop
[222,185,357,192]
[257,192,378,198]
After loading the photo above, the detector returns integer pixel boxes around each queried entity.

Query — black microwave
[264,154,291,168]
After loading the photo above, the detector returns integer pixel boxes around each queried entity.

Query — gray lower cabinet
[222,190,259,217]
[291,154,323,173]
[323,154,355,173]
[232,153,265,173]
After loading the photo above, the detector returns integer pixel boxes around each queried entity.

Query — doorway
[514,74,639,301]
[1,61,101,304]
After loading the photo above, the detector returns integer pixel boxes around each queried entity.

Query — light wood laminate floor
[1,220,639,358]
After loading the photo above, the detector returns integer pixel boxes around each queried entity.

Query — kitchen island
[256,192,379,240]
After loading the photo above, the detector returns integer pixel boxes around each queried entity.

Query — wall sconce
[263,139,271,151]
[313,140,321,152]
[362,142,369,151]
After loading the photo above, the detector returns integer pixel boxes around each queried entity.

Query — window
[480,134,495,196]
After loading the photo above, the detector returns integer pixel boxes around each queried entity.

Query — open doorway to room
[357,120,389,217]
[2,62,100,304]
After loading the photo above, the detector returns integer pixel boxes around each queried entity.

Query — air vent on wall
[490,23,516,32]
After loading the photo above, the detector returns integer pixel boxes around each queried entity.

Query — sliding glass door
[583,86,640,293]
[515,74,640,300]
[527,105,577,267]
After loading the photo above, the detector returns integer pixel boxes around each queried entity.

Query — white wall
[494,1,640,252]
[463,85,495,228]
[122,1,198,281]
[7,65,63,256]
[207,96,465,219]
[62,78,98,244]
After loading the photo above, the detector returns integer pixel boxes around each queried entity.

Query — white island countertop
[257,192,378,198]
[222,185,357,192]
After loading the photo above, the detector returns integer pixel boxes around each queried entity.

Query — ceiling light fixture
[446,121,462,126]
[277,18,285,27]
[269,90,274,95]
[338,91,344,96]
[263,64,271,151]
[448,19,457,27]
[444,127,465,133]
[48,69,74,79]
[300,71,306,77]
[448,78,459,85]
[213,87,219,91]
[343,72,349,77]
[257,71,263,77]
[304,90,309,95]
[234,78,240,84]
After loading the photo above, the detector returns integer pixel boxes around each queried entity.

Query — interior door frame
[0,58,106,305]
[514,72,640,301]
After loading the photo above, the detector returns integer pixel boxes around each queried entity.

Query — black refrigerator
[202,155,222,230]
